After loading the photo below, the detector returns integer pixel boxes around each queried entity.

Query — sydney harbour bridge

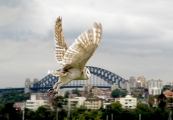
[0,66,128,93]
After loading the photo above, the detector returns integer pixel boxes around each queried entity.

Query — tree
[0,91,30,104]
[87,93,93,98]
[157,94,168,109]
[138,93,143,99]
[163,85,171,91]
[168,98,173,108]
[0,104,6,120]
[111,89,120,98]
[136,103,149,112]
[110,102,123,119]
[134,103,155,120]
[72,89,82,96]
[148,95,155,107]
[110,102,122,111]
[1,103,20,120]
[111,89,127,98]
[64,91,70,98]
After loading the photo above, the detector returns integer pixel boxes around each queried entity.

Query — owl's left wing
[61,23,102,69]
[54,17,68,64]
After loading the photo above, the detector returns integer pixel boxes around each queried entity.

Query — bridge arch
[33,66,128,88]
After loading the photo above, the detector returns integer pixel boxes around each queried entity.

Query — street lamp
[22,101,25,120]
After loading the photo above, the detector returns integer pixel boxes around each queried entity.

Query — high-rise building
[121,82,130,91]
[129,77,136,88]
[137,76,146,88]
[148,79,163,95]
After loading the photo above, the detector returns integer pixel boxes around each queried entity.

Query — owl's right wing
[54,17,68,64]
[61,23,102,70]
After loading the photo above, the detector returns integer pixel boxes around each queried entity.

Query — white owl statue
[48,17,102,99]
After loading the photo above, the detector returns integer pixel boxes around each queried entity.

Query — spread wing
[61,23,102,70]
[54,17,67,63]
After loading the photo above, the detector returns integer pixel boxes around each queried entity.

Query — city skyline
[1,0,173,88]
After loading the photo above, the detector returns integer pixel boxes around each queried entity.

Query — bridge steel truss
[33,66,128,90]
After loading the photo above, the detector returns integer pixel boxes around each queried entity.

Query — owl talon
[47,88,54,96]
[53,92,58,99]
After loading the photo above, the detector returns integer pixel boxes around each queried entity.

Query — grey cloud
[0,0,25,7]
[0,0,173,87]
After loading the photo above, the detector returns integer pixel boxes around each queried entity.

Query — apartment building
[119,95,137,109]
[84,97,103,109]
[148,79,163,95]
[25,94,47,110]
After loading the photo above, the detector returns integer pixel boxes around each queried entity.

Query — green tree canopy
[72,89,82,97]
[0,91,30,104]
[157,94,168,109]
[111,89,127,98]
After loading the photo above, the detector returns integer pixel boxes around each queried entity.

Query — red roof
[164,91,173,97]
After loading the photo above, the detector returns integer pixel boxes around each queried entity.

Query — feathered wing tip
[93,22,102,45]
[54,16,68,64]
[47,70,52,74]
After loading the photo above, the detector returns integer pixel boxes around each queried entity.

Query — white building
[68,97,86,109]
[148,79,163,95]
[25,94,48,110]
[119,95,137,109]
[84,97,103,110]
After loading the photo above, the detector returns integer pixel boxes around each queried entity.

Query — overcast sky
[0,0,173,88]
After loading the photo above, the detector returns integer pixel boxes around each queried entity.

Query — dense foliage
[0,91,30,104]
[111,89,127,98]
[0,91,172,119]
[0,102,172,120]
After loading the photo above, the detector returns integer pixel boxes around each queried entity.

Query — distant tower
[121,82,130,91]
[129,76,136,88]
[137,76,146,88]
[32,78,38,87]
[24,78,32,93]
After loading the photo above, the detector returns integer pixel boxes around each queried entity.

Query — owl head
[82,67,90,79]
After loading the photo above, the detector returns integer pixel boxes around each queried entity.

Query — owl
[48,17,102,99]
